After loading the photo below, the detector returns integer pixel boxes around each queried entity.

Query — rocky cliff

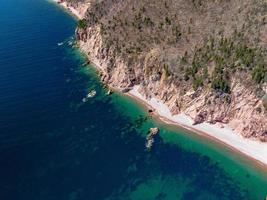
[66,0,267,141]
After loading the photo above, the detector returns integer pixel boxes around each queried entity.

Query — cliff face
[69,0,266,141]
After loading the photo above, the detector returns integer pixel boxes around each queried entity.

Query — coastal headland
[51,0,267,167]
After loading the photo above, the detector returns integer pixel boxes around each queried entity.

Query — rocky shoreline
[52,0,267,165]
[73,0,267,142]
[75,10,267,142]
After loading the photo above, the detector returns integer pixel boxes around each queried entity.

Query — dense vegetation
[182,33,267,93]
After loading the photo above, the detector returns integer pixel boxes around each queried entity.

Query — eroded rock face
[140,79,267,141]
[72,0,267,141]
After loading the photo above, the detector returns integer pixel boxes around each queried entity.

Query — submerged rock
[70,0,267,142]
[149,127,159,136]
[146,127,159,150]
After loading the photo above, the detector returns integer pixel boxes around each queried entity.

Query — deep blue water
[0,0,266,199]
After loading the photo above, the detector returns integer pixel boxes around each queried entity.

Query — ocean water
[0,0,267,199]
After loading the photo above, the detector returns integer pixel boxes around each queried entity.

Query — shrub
[263,95,267,111]
[192,76,203,90]
[77,19,87,29]
[211,77,230,93]
[235,45,255,68]
[165,17,171,25]
[264,101,267,111]
[251,64,266,84]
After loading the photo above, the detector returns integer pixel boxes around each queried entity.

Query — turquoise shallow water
[0,0,267,199]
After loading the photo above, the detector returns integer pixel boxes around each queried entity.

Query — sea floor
[0,0,266,199]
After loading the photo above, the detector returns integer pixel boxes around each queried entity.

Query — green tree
[77,19,87,29]
[192,76,203,90]
[251,64,266,84]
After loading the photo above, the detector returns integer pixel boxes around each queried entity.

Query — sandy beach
[51,0,83,19]
[129,85,267,167]
[52,0,267,168]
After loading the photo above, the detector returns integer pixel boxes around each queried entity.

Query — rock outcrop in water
[64,0,267,141]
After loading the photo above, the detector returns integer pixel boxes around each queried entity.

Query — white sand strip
[49,0,267,166]
[50,0,83,19]
[129,85,267,166]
